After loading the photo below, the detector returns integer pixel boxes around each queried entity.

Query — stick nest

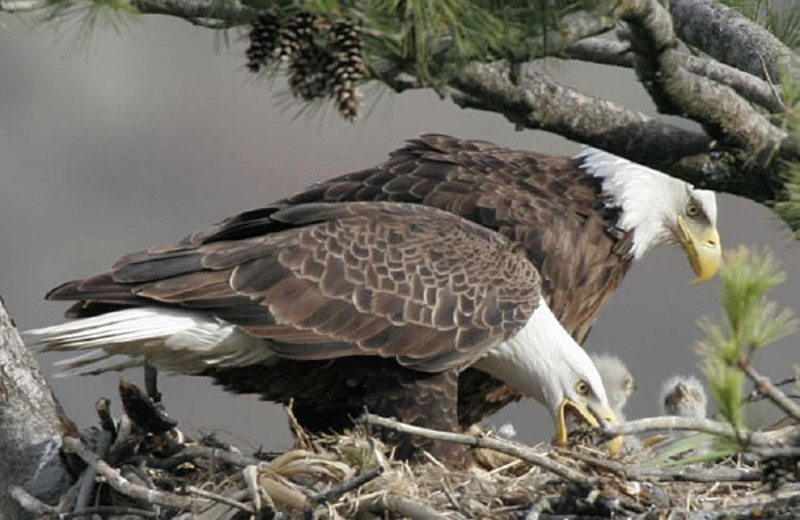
[31,378,800,520]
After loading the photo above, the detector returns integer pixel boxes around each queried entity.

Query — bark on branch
[669,0,800,83]
[565,36,785,113]
[618,0,796,169]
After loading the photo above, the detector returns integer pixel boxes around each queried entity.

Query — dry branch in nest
[11,378,800,520]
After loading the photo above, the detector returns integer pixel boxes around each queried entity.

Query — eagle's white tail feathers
[24,307,271,376]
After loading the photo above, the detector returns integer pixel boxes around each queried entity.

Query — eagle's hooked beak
[556,399,623,455]
[677,216,721,283]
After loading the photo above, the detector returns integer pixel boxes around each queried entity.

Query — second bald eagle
[27,135,720,457]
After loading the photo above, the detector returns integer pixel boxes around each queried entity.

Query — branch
[129,0,252,27]
[450,60,782,199]
[0,0,254,27]
[8,485,58,517]
[602,415,798,447]
[669,0,800,83]
[740,363,800,423]
[62,436,205,511]
[619,0,796,167]
[452,61,715,169]
[361,412,594,486]
[568,451,761,483]
[565,37,785,113]
[311,466,384,504]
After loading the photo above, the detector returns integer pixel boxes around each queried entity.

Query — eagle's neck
[474,296,604,413]
[577,149,687,260]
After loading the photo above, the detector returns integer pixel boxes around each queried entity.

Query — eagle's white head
[579,149,721,283]
[476,297,623,453]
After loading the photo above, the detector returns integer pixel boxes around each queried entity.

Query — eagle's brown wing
[49,201,540,373]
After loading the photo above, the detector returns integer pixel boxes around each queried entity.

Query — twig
[185,485,253,513]
[243,464,277,516]
[312,465,384,504]
[62,436,204,510]
[740,362,800,423]
[358,493,450,520]
[8,485,57,516]
[601,415,781,445]
[106,414,140,465]
[61,505,159,519]
[74,429,113,512]
[568,451,760,482]
[361,413,594,485]
[145,444,263,470]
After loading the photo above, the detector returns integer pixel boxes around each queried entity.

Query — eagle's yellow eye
[686,202,700,217]
[576,380,590,396]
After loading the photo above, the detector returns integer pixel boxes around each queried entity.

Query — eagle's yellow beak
[677,216,721,283]
[555,399,623,455]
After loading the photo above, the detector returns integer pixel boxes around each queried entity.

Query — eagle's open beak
[556,399,623,455]
[677,216,721,283]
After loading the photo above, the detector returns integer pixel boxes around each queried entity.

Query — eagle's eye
[686,202,700,217]
[576,380,590,396]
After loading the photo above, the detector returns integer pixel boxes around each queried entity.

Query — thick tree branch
[449,60,783,198]
[619,0,796,170]
[451,61,710,165]
[566,37,785,113]
[669,0,800,83]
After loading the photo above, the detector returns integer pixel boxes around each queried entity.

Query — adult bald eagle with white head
[27,135,719,460]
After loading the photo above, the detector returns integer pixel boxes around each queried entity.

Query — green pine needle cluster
[299,0,614,85]
[695,246,797,429]
[33,0,614,86]
[40,0,138,53]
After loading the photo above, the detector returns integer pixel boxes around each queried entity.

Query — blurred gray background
[1,15,798,450]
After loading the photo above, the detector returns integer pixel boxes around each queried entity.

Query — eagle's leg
[364,368,467,465]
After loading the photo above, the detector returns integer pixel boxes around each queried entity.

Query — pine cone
[278,11,317,61]
[246,11,280,73]
[288,44,334,101]
[329,20,363,121]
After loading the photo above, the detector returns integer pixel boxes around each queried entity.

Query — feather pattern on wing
[45,202,541,373]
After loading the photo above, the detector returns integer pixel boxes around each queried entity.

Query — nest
[15,377,800,520]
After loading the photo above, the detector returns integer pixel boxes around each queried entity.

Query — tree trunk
[0,297,72,518]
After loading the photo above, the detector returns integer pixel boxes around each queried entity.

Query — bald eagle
[27,135,718,459]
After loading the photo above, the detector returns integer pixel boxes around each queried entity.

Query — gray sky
[1,15,798,450]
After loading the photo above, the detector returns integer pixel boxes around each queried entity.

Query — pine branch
[739,361,800,423]
[670,0,800,83]
[449,60,784,198]
[619,0,797,167]
[565,35,785,113]
[129,0,251,27]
